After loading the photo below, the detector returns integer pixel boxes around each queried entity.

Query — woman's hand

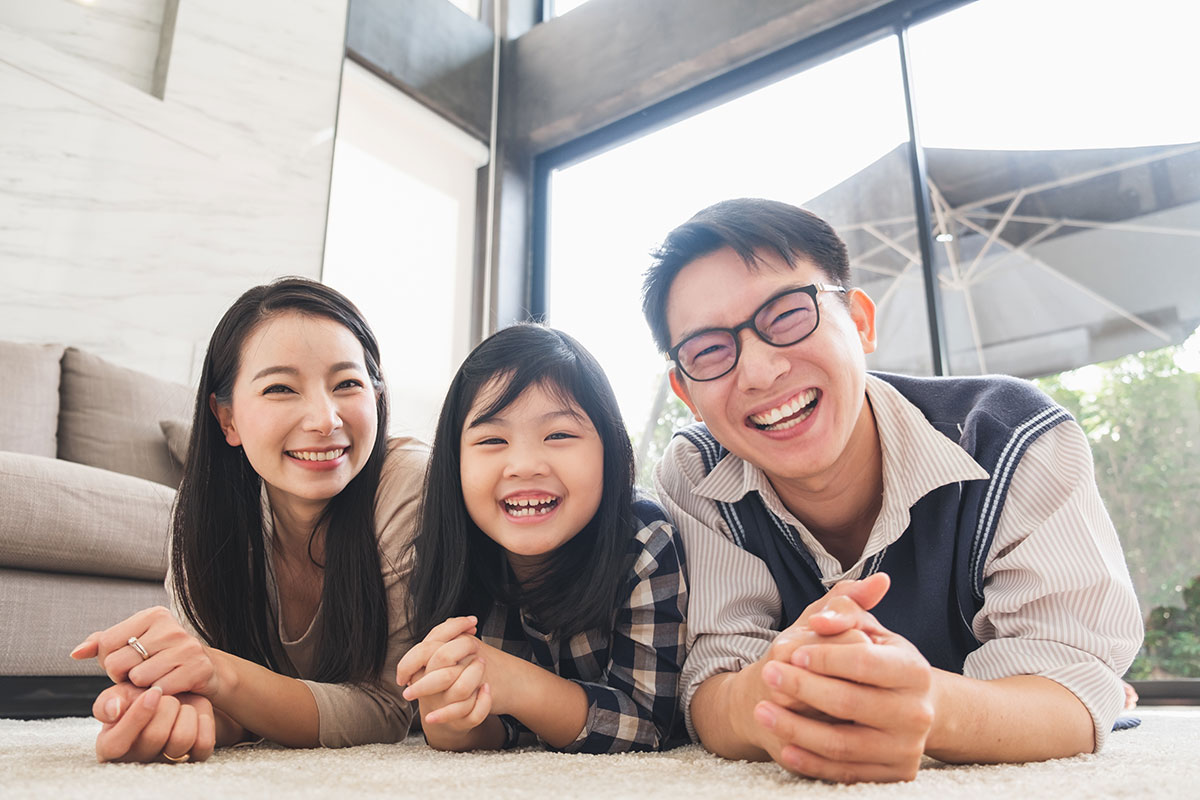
[92,683,216,763]
[70,606,222,698]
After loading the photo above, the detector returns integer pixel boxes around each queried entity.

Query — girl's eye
[478,436,507,446]
[262,384,294,395]
[546,432,576,441]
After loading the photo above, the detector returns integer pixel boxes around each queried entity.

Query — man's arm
[958,420,1143,753]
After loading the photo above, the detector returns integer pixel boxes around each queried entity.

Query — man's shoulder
[870,371,1061,430]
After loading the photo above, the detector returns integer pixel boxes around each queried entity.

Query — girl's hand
[92,683,216,763]
[398,616,498,736]
[70,606,222,698]
[395,615,479,687]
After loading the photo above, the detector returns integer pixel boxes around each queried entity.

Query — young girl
[397,324,688,753]
[71,278,426,762]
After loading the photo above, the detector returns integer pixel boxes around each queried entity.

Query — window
[323,60,488,440]
[545,36,921,483]
[539,0,1200,685]
[910,0,1200,680]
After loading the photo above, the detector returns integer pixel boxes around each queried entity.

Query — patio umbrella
[803,141,1200,378]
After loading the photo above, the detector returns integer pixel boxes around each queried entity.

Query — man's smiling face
[665,246,877,488]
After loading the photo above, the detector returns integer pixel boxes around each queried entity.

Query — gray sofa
[0,341,193,716]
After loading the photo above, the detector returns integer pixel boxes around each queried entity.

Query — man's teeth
[504,497,559,516]
[288,448,345,462]
[749,389,819,429]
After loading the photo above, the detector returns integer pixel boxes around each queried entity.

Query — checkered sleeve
[558,504,689,753]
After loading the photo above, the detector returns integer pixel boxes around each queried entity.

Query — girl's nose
[502,444,549,478]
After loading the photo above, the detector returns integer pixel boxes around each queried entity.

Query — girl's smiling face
[459,379,605,577]
[212,311,379,522]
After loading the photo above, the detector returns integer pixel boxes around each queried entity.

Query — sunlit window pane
[547,36,923,483]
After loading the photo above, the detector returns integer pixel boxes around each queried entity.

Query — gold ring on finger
[127,636,150,660]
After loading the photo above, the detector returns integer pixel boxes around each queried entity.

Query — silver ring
[162,751,190,764]
[127,636,150,660]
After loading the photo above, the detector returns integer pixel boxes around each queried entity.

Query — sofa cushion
[0,451,173,581]
[0,341,66,458]
[159,418,192,467]
[0,568,169,675]
[58,348,194,488]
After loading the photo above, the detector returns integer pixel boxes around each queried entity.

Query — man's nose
[735,330,790,392]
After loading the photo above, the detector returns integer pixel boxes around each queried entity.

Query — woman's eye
[262,384,294,395]
[478,437,507,446]
[546,432,576,441]
[335,378,364,391]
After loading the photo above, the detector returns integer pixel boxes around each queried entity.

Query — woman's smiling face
[212,311,379,520]
[458,379,605,577]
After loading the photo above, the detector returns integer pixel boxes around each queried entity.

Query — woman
[71,277,425,762]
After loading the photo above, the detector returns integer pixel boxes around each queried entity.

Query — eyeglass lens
[677,289,818,380]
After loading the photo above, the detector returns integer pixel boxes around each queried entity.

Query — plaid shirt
[478,498,688,753]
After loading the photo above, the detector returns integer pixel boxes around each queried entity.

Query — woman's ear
[668,369,702,422]
[209,393,242,447]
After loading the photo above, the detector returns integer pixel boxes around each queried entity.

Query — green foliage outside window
[1036,342,1200,679]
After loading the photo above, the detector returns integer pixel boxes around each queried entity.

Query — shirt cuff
[681,636,771,743]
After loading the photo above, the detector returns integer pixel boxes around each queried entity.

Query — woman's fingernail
[69,642,86,657]
[142,687,163,708]
[104,697,121,720]
[754,704,777,728]
[815,609,840,621]
[791,649,810,668]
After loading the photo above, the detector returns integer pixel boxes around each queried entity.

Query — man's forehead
[665,248,822,337]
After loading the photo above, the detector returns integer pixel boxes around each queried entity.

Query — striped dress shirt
[654,373,1143,750]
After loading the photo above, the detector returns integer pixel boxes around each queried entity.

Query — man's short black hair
[641,198,851,353]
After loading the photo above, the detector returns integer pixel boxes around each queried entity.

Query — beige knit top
[170,437,428,747]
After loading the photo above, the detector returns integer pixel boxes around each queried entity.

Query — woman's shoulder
[373,436,430,547]
[377,436,430,490]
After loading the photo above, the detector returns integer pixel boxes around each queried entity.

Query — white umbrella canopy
[804,142,1200,378]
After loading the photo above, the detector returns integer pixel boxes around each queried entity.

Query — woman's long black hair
[171,277,390,684]
[408,324,636,640]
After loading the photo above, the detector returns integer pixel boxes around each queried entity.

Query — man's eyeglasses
[668,283,848,382]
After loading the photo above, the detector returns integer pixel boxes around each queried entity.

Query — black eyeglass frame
[667,283,849,382]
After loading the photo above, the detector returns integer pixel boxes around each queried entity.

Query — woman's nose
[303,394,342,436]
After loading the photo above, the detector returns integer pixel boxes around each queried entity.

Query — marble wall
[0,0,349,386]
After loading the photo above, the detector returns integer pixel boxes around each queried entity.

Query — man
[643,198,1143,783]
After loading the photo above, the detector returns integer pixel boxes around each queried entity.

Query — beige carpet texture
[3,708,1198,799]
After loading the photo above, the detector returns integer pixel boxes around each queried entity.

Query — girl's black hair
[409,323,636,640]
[171,277,390,684]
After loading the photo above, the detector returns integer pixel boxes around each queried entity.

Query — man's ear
[668,368,702,422]
[847,288,878,355]
[209,393,242,447]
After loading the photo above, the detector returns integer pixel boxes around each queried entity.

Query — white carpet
[2,708,1197,799]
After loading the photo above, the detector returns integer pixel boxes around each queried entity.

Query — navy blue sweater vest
[676,372,1071,673]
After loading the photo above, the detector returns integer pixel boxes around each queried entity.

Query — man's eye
[692,343,730,363]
